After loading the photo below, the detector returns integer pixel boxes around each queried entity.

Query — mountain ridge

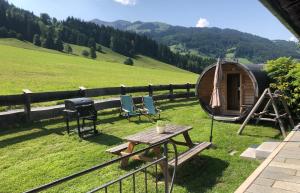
[91,19,300,63]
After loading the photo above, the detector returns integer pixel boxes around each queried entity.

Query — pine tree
[88,38,96,49]
[64,44,72,54]
[0,3,7,27]
[42,31,54,49]
[90,47,97,59]
[33,34,41,46]
[40,13,51,25]
[0,26,8,38]
[55,37,64,51]
[96,45,102,52]
[16,33,24,41]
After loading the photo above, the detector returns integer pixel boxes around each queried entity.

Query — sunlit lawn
[0,99,281,193]
[0,39,196,95]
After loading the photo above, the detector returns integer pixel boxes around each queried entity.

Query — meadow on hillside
[0,39,197,95]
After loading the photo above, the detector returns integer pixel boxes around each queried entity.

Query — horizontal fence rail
[0,83,195,126]
[24,140,178,193]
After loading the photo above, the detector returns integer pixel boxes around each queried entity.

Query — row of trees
[0,0,214,73]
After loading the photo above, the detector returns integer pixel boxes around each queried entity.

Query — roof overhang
[260,0,300,40]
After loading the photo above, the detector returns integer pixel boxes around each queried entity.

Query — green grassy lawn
[0,39,196,95]
[0,99,281,193]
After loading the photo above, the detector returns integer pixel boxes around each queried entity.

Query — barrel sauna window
[196,62,267,121]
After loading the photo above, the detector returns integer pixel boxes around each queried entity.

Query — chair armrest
[122,109,130,113]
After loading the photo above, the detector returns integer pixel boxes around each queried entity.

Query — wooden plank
[30,105,65,121]
[0,84,195,106]
[94,98,120,110]
[168,142,211,167]
[30,90,81,103]
[126,86,148,93]
[152,94,169,101]
[172,84,187,89]
[280,96,295,129]
[268,88,287,138]
[237,89,268,135]
[106,143,129,154]
[257,118,277,122]
[151,85,170,91]
[85,87,121,97]
[0,110,25,127]
[0,94,24,106]
[123,125,192,144]
[0,91,195,126]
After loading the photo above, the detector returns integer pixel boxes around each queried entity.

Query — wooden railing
[0,83,195,126]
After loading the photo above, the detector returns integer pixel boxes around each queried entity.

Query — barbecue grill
[64,98,98,137]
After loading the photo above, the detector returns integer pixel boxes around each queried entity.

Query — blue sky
[7,0,296,41]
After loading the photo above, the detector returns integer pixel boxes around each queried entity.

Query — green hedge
[264,57,300,117]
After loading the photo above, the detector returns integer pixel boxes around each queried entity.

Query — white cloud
[114,0,137,6]
[289,36,298,42]
[196,18,209,28]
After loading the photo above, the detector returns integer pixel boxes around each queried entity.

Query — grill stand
[64,110,98,138]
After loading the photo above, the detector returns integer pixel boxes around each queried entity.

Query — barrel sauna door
[227,73,240,111]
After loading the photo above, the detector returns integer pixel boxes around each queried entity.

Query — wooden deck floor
[235,124,300,193]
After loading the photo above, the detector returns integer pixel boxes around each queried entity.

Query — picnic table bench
[106,124,211,177]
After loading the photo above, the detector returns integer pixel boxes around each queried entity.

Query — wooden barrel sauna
[195,61,269,122]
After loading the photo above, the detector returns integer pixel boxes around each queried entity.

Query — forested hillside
[92,19,300,63]
[0,0,214,74]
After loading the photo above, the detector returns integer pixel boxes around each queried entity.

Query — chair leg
[119,109,122,117]
[82,119,85,130]
[93,119,98,134]
[127,114,131,122]
[77,118,81,137]
[66,116,70,134]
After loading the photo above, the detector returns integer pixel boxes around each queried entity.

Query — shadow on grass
[0,119,66,148]
[0,98,197,147]
[84,132,123,146]
[118,154,229,193]
[158,99,199,110]
[174,155,229,193]
[238,120,284,139]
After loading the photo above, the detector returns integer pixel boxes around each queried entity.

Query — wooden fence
[0,83,196,126]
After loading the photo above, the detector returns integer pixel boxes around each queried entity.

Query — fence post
[186,83,190,99]
[148,84,153,96]
[120,84,126,95]
[169,84,174,101]
[79,86,86,97]
[23,89,32,122]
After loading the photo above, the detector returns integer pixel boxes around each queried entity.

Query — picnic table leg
[120,142,135,167]
[183,131,194,148]
[153,146,171,182]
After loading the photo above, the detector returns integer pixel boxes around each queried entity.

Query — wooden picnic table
[106,124,211,179]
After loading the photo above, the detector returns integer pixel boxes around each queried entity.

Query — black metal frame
[64,98,98,137]
[64,109,98,137]
[24,140,177,193]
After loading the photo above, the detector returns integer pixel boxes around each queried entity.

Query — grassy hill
[0,38,197,95]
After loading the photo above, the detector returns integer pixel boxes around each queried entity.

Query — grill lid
[65,98,94,110]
